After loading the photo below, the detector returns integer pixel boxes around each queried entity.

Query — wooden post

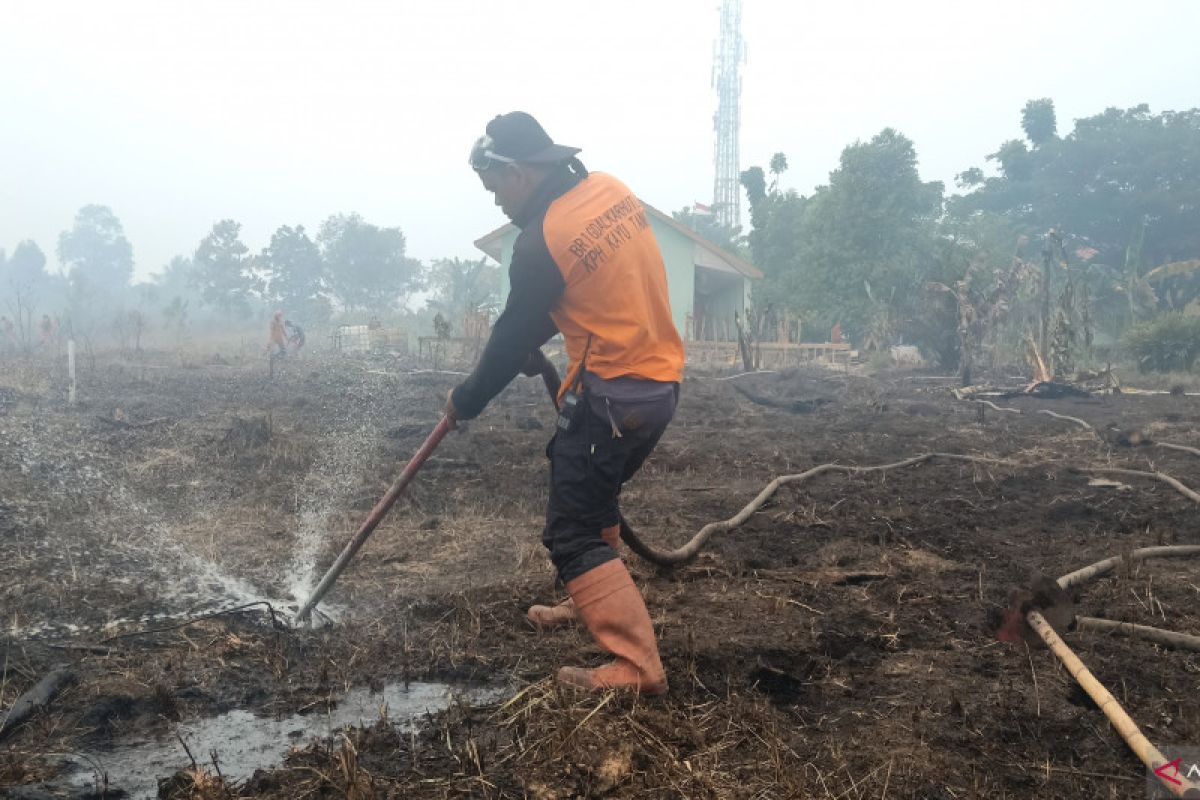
[67,339,76,405]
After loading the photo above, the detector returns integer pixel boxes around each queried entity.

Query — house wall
[695,274,746,341]
[648,218,695,337]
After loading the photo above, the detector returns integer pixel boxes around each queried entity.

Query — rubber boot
[555,559,667,696]
[527,597,576,627]
[526,525,621,628]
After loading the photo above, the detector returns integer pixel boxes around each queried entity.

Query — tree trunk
[734,313,753,371]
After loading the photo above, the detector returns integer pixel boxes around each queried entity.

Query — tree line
[0,209,499,351]
[678,100,1200,372]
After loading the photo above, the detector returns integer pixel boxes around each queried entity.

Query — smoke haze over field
[3,0,1199,279]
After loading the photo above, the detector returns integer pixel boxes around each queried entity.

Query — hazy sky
[3,0,1198,281]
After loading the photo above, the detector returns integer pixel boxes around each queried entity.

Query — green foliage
[57,205,134,290]
[670,208,743,253]
[153,256,198,302]
[988,139,1033,181]
[432,312,452,338]
[162,296,189,342]
[5,240,48,289]
[425,257,500,323]
[319,213,422,312]
[1144,259,1200,313]
[261,224,331,322]
[955,167,985,188]
[1,240,50,347]
[739,165,806,298]
[1021,98,1057,146]
[1122,313,1200,372]
[866,348,894,372]
[768,152,788,192]
[740,166,767,206]
[805,130,942,338]
[193,220,259,317]
[955,103,1200,270]
[740,130,945,344]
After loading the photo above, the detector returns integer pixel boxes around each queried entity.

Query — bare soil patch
[2,354,1198,797]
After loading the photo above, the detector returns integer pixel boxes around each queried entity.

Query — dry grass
[354,508,552,600]
[125,445,198,476]
[167,681,820,799]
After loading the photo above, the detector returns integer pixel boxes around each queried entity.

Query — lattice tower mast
[711,0,745,230]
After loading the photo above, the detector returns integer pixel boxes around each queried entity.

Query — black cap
[483,112,581,165]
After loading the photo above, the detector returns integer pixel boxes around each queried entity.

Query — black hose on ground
[0,665,75,742]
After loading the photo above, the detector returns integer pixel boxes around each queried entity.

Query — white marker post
[67,339,76,405]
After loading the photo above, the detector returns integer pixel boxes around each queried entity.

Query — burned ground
[1,354,1198,798]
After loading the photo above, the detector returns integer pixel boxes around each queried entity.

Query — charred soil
[2,354,1198,798]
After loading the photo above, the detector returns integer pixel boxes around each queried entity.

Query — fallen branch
[1077,616,1200,652]
[1155,441,1200,458]
[1082,467,1200,505]
[400,369,470,377]
[0,665,75,742]
[1056,545,1200,590]
[1036,409,1094,431]
[620,453,1017,567]
[1120,387,1200,397]
[95,416,170,430]
[1026,335,1052,383]
[703,370,778,382]
[46,643,118,655]
[963,384,1200,463]
[972,399,1021,414]
[1025,381,1094,398]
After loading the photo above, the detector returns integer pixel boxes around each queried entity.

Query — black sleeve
[450,225,564,420]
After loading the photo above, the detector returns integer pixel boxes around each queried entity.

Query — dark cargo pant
[542,382,677,583]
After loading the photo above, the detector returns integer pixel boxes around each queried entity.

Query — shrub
[1122,313,1200,372]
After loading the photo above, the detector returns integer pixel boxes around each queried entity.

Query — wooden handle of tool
[1077,616,1200,653]
[1057,545,1200,590]
[1028,610,1198,797]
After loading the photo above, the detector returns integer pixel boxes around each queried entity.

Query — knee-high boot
[554,558,667,695]
[527,525,621,628]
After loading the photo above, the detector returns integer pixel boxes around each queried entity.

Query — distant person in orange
[267,310,287,359]
[39,315,55,348]
[830,322,843,344]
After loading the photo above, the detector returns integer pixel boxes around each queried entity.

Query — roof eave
[473,223,513,261]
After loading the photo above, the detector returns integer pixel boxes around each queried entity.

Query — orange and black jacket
[451,162,684,420]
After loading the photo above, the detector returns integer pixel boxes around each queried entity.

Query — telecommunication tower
[711,0,745,230]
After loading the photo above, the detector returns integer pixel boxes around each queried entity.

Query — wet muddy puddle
[59,681,503,799]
